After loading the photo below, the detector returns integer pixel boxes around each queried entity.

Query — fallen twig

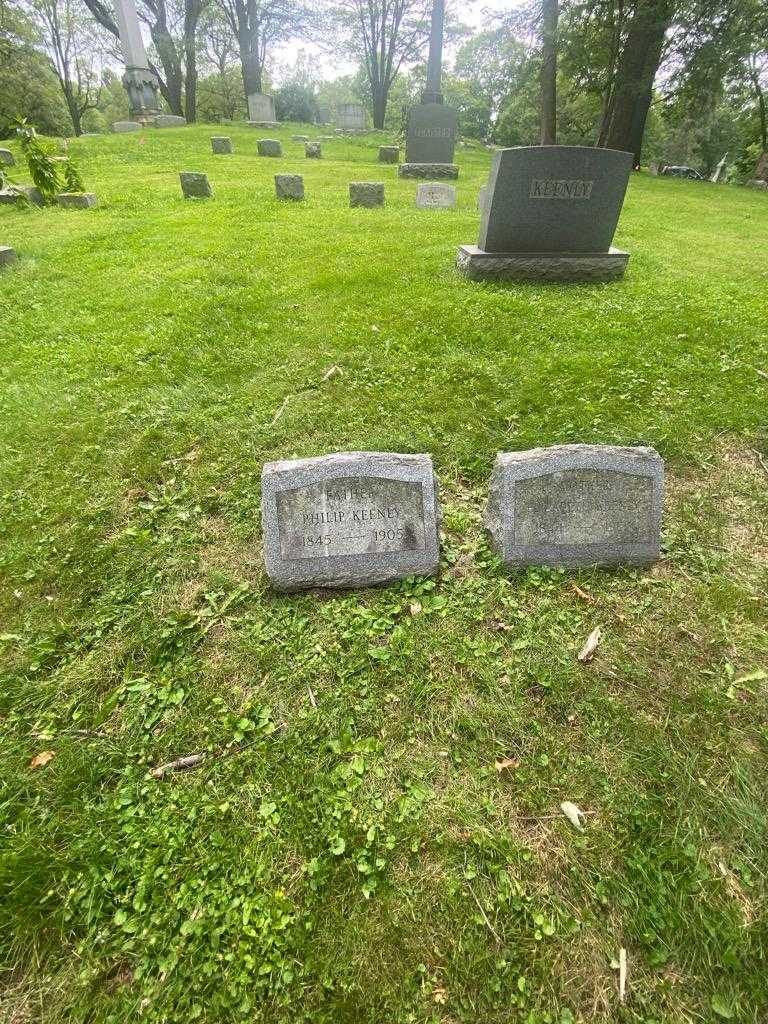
[619,947,628,1003]
[307,684,317,708]
[467,882,502,944]
[578,626,602,663]
[150,753,206,779]
[270,395,291,427]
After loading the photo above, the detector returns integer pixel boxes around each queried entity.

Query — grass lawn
[1,123,767,1024]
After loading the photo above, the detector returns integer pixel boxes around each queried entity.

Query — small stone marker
[0,148,15,166]
[399,162,458,180]
[305,142,322,159]
[350,182,384,208]
[261,452,441,591]
[378,145,399,164]
[211,136,233,154]
[485,444,664,568]
[112,121,142,133]
[180,172,212,198]
[56,192,98,209]
[416,182,456,209]
[155,114,186,128]
[0,246,17,268]
[257,139,283,157]
[292,135,310,143]
[275,174,304,200]
[0,185,43,206]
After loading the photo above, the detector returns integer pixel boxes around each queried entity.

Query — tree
[539,0,558,143]
[326,0,433,129]
[216,0,307,99]
[0,1,71,136]
[27,0,106,135]
[197,3,244,119]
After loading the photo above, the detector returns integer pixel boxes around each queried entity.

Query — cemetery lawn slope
[1,125,767,1024]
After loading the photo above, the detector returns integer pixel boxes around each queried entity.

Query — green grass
[1,123,767,1024]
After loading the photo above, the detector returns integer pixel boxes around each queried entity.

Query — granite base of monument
[261,452,441,591]
[399,163,458,180]
[485,444,663,568]
[456,245,629,283]
[247,121,280,129]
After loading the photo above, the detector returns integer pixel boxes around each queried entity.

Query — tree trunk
[372,84,387,129]
[749,66,767,152]
[540,0,558,144]
[240,35,262,97]
[150,22,184,115]
[63,82,83,135]
[604,0,670,157]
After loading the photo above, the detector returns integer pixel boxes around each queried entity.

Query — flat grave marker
[416,182,456,208]
[262,452,441,590]
[485,444,664,568]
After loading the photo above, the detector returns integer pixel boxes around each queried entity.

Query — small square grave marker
[485,444,663,568]
[350,182,384,207]
[56,192,98,209]
[275,174,304,200]
[258,139,283,157]
[211,136,233,154]
[416,182,456,208]
[305,142,322,159]
[262,452,441,590]
[378,146,399,164]
[180,172,212,198]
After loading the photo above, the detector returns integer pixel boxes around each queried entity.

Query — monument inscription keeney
[457,145,634,282]
[485,445,663,568]
[262,452,440,590]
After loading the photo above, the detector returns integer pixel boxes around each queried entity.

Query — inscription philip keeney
[529,179,594,199]
[277,477,425,560]
[262,452,440,590]
[485,445,664,568]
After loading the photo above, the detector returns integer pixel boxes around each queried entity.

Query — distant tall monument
[114,0,162,121]
[400,0,458,178]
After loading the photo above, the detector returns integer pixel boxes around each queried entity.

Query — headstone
[754,151,768,181]
[247,92,277,124]
[399,162,458,180]
[275,174,304,200]
[416,182,456,208]
[112,121,142,133]
[648,162,659,176]
[316,106,332,125]
[56,192,98,209]
[378,145,399,164]
[180,172,212,198]
[292,135,310,143]
[457,145,633,282]
[0,246,17,268]
[257,139,282,157]
[0,185,44,206]
[261,452,441,591]
[0,148,15,166]
[746,179,768,191]
[350,182,384,208]
[154,114,186,128]
[305,142,322,159]
[211,136,233,154]
[485,445,663,568]
[405,103,457,165]
[337,103,366,130]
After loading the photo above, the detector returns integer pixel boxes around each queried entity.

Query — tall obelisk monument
[401,0,458,177]
[113,0,162,121]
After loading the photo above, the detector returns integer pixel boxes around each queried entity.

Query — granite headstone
[180,172,212,198]
[155,114,186,128]
[305,142,322,159]
[405,103,457,164]
[56,192,98,209]
[337,103,366,130]
[261,452,441,590]
[257,139,283,157]
[211,136,233,154]
[247,92,277,124]
[485,445,664,568]
[275,174,304,200]
[112,121,142,133]
[350,182,384,207]
[378,146,400,164]
[416,182,456,208]
[0,246,17,268]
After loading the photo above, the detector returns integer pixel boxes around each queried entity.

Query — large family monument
[113,0,163,124]
[400,0,458,180]
[247,93,279,127]
[457,145,633,282]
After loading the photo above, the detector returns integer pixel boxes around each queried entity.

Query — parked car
[661,165,705,180]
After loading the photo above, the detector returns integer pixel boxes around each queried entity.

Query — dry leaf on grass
[495,757,519,772]
[577,626,602,663]
[150,753,206,779]
[432,988,447,1005]
[409,601,422,616]
[30,750,55,769]
[571,584,596,603]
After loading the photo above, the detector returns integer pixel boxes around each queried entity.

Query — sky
[265,0,515,85]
